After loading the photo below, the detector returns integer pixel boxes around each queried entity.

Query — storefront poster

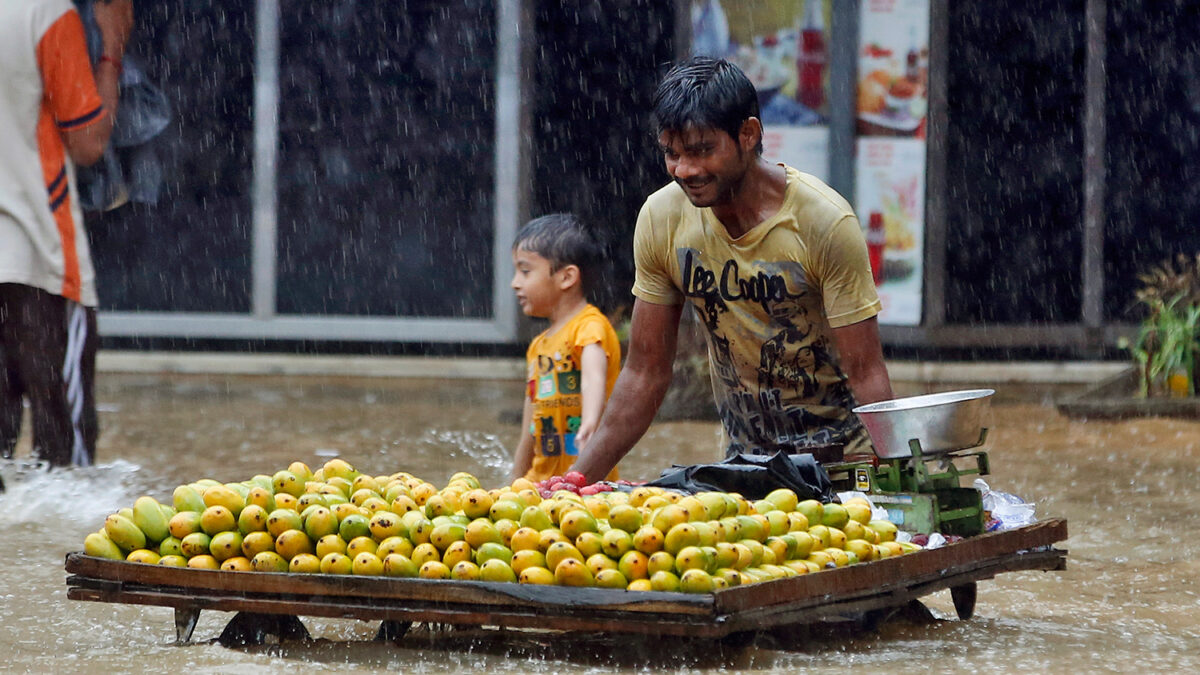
[692,0,832,181]
[856,137,925,325]
[856,0,929,326]
[856,0,929,139]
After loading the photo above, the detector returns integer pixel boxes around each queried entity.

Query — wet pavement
[1,372,1198,672]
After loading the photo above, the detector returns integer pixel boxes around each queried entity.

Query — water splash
[0,459,145,529]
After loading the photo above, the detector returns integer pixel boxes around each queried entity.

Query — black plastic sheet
[645,452,834,503]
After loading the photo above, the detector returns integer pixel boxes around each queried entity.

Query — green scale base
[829,432,991,537]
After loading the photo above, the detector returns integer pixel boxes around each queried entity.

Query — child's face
[511,247,563,318]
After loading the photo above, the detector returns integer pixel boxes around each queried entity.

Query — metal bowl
[852,389,995,459]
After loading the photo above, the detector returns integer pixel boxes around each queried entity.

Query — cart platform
[65,518,1067,645]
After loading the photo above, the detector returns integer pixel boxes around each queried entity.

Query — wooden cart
[65,518,1067,646]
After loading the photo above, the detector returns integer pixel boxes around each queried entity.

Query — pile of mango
[83,459,921,593]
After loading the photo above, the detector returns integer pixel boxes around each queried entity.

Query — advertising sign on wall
[691,0,832,182]
[854,0,929,325]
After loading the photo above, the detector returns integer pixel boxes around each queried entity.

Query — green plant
[1120,254,1200,398]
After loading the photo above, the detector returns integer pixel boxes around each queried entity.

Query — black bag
[645,451,834,502]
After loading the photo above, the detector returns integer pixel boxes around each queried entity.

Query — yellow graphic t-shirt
[632,165,881,455]
[525,304,622,482]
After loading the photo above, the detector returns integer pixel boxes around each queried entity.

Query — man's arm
[60,0,134,166]
[570,299,683,483]
[830,316,893,405]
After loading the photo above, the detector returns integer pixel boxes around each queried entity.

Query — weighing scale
[827,429,991,537]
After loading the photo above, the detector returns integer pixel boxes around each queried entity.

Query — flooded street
[2,372,1199,673]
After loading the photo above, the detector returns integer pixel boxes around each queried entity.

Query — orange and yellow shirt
[524,304,621,482]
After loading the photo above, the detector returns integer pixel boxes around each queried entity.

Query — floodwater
[2,372,1199,673]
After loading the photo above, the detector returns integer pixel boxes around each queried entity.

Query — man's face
[658,124,753,208]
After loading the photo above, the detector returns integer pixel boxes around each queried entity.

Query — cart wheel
[174,607,201,644]
[217,612,311,647]
[951,582,977,620]
[374,620,412,643]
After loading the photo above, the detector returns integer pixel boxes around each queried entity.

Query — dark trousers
[0,284,98,466]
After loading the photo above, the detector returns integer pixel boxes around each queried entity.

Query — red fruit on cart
[563,471,587,488]
[579,485,600,496]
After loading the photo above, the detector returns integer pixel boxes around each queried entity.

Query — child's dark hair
[653,56,763,155]
[514,213,604,292]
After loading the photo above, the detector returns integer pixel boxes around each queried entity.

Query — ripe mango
[632,526,664,555]
[200,505,236,536]
[618,550,650,581]
[241,531,276,558]
[202,484,245,517]
[187,554,220,570]
[315,533,348,559]
[441,540,473,569]
[322,458,357,483]
[451,560,481,581]
[476,542,514,567]
[245,486,276,512]
[461,489,494,519]
[84,531,124,560]
[368,511,404,540]
[574,532,604,559]
[419,560,451,579]
[478,558,517,583]
[649,570,680,592]
[180,532,212,558]
[127,497,169,542]
[209,531,245,562]
[268,509,305,538]
[554,558,594,587]
[222,556,254,572]
[238,504,270,535]
[518,566,555,585]
[303,507,339,540]
[158,536,184,558]
[664,523,701,555]
[679,568,715,594]
[288,461,314,484]
[104,513,146,552]
[352,552,385,576]
[337,513,370,542]
[172,485,206,514]
[251,551,289,572]
[382,553,419,578]
[275,529,315,560]
[796,500,824,527]
[647,551,676,576]
[345,538,378,561]
[319,552,353,574]
[607,504,643,533]
[601,529,634,559]
[429,523,466,552]
[376,536,412,559]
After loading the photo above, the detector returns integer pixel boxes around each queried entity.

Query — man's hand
[830,316,893,405]
[569,299,683,483]
[93,0,134,60]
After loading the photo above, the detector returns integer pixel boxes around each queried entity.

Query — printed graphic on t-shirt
[677,246,860,454]
[533,350,583,458]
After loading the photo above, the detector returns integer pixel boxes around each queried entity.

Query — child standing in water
[509,214,621,484]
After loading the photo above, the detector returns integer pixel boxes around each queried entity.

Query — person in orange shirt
[0,0,134,466]
[509,214,622,485]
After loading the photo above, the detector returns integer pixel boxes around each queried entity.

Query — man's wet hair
[653,56,763,155]
[514,213,604,292]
